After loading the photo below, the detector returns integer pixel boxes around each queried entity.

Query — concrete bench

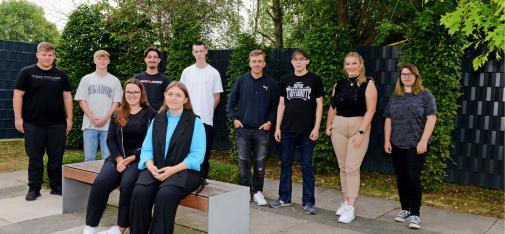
[62,160,250,234]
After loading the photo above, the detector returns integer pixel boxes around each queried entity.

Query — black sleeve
[226,76,241,121]
[106,114,123,160]
[316,75,324,98]
[61,72,71,91]
[14,67,29,91]
[268,80,279,123]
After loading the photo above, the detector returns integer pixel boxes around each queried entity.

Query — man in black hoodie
[227,49,278,206]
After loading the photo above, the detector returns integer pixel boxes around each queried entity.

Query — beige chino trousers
[330,115,370,198]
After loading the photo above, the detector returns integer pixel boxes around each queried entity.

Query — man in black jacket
[226,49,278,206]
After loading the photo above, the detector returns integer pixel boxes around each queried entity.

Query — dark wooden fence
[1,40,502,189]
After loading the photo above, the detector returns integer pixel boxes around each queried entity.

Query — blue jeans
[236,128,269,194]
[278,132,315,206]
[83,129,110,161]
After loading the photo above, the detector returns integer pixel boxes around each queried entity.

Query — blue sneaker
[269,199,291,208]
[303,204,316,215]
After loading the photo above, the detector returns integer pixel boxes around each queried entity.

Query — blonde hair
[93,50,110,58]
[394,64,425,96]
[343,52,367,87]
[37,42,55,52]
[249,49,265,59]
[158,81,192,113]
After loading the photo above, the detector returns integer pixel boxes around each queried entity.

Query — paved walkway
[0,170,502,234]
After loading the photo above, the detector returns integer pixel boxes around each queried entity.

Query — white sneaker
[253,191,268,206]
[335,201,348,216]
[97,226,122,234]
[338,205,355,223]
[83,225,96,234]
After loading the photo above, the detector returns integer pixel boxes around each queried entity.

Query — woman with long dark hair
[129,81,206,234]
[83,78,155,234]
[384,64,437,229]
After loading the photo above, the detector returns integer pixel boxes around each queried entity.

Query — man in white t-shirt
[181,41,223,181]
[75,50,123,161]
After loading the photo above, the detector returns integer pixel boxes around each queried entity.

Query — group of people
[13,41,437,233]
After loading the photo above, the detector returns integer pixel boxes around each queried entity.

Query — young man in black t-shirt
[134,47,169,111]
[270,49,323,215]
[13,42,73,201]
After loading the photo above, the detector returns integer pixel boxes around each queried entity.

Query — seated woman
[83,78,155,234]
[129,81,206,234]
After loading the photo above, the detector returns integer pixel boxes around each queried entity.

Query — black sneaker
[50,187,62,196]
[25,190,41,201]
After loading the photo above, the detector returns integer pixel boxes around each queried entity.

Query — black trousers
[201,124,213,179]
[129,170,201,234]
[86,160,139,227]
[391,145,427,216]
[23,123,66,191]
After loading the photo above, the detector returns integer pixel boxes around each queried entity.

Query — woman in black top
[83,78,155,234]
[325,52,377,224]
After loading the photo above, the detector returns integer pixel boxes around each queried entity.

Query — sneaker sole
[409,224,421,229]
[269,203,291,208]
[255,201,268,206]
[394,217,407,222]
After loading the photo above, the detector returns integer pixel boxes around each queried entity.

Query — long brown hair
[394,64,425,96]
[343,52,367,87]
[158,81,193,113]
[116,78,149,127]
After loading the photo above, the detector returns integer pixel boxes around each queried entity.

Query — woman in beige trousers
[325,52,377,223]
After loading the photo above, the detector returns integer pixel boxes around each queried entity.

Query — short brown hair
[37,42,55,52]
[249,49,265,59]
[93,50,110,58]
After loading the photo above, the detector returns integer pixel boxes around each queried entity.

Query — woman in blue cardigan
[129,81,206,234]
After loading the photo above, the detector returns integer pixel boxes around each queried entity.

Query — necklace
[347,76,358,87]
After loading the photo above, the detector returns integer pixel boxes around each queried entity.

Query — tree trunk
[337,0,347,26]
[272,0,283,48]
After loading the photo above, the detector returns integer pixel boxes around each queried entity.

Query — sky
[26,0,95,31]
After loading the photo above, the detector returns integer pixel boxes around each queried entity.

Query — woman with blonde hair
[325,52,377,223]
[384,64,437,229]
[129,81,206,234]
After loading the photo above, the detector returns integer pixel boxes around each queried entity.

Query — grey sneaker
[394,210,411,222]
[269,199,291,208]
[303,204,316,215]
[409,215,421,229]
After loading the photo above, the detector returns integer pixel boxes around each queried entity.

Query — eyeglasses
[125,91,141,96]
[400,73,415,78]
[292,58,307,63]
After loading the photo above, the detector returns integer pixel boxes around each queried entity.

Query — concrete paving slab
[486,219,504,234]
[250,207,305,234]
[379,207,497,234]
[0,189,61,223]
[0,171,26,189]
[0,218,10,227]
[355,195,398,219]
[175,206,208,232]
[279,221,363,234]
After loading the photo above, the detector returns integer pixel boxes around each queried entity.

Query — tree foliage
[57,3,156,148]
[400,1,465,192]
[0,0,59,43]
[440,0,505,70]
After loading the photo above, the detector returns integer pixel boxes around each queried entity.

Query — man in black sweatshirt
[226,49,278,206]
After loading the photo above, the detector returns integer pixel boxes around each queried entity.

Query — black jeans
[23,123,66,191]
[85,160,139,227]
[129,170,201,234]
[236,127,269,194]
[391,145,427,216]
[201,124,213,179]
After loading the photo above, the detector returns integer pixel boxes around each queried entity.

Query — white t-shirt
[180,64,223,126]
[74,72,123,130]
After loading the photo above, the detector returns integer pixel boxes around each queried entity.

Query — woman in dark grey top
[384,64,437,230]
[83,78,155,234]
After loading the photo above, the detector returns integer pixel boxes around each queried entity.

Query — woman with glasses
[325,52,377,223]
[83,78,156,234]
[129,81,206,234]
[384,64,437,229]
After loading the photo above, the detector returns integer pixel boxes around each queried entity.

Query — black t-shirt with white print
[279,72,323,134]
[14,64,71,125]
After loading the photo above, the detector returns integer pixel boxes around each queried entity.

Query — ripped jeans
[236,127,269,194]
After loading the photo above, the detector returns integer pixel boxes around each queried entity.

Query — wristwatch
[358,130,364,134]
